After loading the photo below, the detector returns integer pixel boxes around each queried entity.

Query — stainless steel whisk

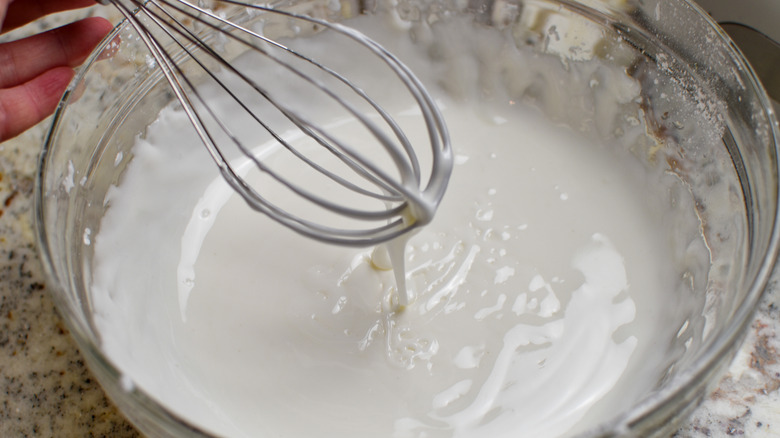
[97,0,452,246]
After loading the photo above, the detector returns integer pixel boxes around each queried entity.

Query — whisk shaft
[97,0,452,246]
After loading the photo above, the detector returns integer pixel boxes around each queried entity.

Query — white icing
[89,10,705,438]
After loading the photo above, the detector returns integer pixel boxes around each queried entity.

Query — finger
[2,0,99,33]
[0,16,112,89]
[0,66,74,141]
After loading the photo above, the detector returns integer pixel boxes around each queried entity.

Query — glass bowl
[35,0,780,436]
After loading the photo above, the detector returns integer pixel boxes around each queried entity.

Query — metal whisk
[97,0,452,246]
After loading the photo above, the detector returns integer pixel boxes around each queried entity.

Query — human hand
[0,0,112,142]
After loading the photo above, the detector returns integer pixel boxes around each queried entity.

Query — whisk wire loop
[98,0,453,245]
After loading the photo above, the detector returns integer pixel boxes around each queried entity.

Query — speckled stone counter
[0,119,138,437]
[0,6,777,438]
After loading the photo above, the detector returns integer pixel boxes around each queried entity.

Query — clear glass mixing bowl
[35,0,780,436]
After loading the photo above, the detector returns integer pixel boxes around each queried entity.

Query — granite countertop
[0,6,778,438]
